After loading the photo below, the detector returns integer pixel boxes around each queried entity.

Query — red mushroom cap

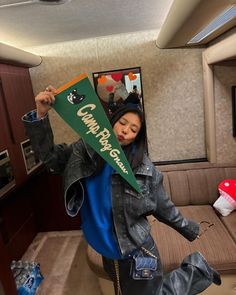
[218,179,236,205]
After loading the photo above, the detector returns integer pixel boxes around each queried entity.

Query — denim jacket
[23,112,199,257]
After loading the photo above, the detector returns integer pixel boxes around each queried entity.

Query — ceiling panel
[0,0,173,49]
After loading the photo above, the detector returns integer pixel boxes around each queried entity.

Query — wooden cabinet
[0,167,81,295]
[0,63,41,194]
[0,150,81,295]
[0,172,39,295]
[0,82,12,151]
[33,172,81,232]
[0,63,81,294]
[0,168,81,263]
[0,65,35,144]
[0,233,18,295]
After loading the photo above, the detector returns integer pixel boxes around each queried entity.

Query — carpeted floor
[22,231,104,295]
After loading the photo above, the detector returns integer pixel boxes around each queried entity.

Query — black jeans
[102,236,215,295]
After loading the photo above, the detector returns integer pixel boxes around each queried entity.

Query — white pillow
[213,194,235,217]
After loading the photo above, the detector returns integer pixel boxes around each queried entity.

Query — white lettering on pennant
[77,104,99,135]
[95,128,112,152]
[77,103,128,174]
[110,149,128,174]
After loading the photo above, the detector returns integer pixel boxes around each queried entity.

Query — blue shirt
[80,163,122,259]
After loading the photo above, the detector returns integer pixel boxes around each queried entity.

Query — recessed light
[188,5,236,44]
[37,0,70,5]
[0,0,70,8]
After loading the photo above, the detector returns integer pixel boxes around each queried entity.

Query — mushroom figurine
[213,179,236,216]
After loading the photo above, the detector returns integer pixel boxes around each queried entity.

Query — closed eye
[119,118,127,125]
[131,127,138,133]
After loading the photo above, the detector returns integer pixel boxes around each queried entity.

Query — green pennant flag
[53,74,141,193]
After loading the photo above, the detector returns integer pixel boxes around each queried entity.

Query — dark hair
[124,92,140,105]
[95,105,147,173]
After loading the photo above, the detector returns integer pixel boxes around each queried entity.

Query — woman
[22,86,221,295]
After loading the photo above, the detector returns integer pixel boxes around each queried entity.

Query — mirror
[92,67,148,152]
[92,67,144,117]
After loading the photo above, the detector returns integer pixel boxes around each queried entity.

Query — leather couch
[86,162,236,295]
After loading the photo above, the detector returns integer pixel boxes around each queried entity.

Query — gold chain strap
[197,221,215,239]
[114,260,122,295]
[141,246,157,259]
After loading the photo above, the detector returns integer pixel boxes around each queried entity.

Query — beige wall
[214,63,236,163]
[28,30,207,162]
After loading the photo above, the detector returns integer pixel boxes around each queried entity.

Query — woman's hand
[35,85,57,119]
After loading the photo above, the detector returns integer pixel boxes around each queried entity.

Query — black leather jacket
[23,112,199,257]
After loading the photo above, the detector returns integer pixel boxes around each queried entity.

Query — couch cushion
[187,168,225,205]
[164,171,190,205]
[225,167,236,178]
[158,163,236,206]
[151,205,236,274]
[219,211,236,243]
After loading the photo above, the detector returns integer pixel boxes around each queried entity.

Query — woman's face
[113,112,141,146]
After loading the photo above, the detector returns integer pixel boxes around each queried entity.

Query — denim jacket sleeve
[151,167,200,242]
[22,111,73,174]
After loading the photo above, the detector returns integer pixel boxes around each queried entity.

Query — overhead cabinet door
[0,66,35,143]
[0,82,12,151]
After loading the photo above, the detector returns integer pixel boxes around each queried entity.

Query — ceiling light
[37,0,70,4]
[0,0,70,8]
[188,5,236,44]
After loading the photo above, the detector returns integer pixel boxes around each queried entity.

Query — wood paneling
[0,65,35,144]
[32,172,81,232]
[0,63,41,191]
[0,83,11,151]
[0,234,17,295]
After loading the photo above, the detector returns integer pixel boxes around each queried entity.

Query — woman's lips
[118,135,125,141]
